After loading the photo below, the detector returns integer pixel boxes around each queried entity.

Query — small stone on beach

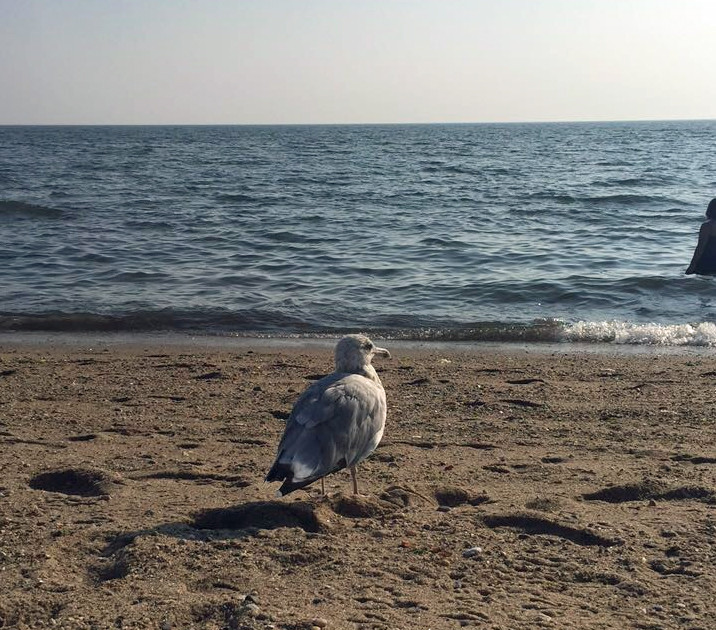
[462,546,483,558]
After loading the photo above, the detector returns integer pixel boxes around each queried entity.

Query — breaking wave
[561,321,716,346]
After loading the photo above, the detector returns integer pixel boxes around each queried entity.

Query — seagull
[266,334,390,496]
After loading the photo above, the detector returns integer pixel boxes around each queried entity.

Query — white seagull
[266,334,390,496]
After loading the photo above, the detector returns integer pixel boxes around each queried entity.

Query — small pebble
[462,546,483,558]
[243,603,260,618]
[311,619,329,629]
[242,593,259,605]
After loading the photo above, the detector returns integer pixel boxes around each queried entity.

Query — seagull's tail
[265,459,290,484]
[266,459,328,496]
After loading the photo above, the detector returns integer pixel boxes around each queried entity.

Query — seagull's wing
[266,372,387,495]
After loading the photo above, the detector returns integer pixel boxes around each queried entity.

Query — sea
[2,121,716,346]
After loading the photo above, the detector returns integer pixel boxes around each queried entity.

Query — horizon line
[1,117,715,127]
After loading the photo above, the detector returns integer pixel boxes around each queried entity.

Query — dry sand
[1,337,715,630]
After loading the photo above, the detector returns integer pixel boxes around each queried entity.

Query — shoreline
[1,330,714,357]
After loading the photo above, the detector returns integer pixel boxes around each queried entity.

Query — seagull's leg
[320,478,325,495]
[350,466,359,495]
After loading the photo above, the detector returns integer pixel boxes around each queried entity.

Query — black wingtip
[266,458,348,496]
[277,477,316,496]
[266,461,315,495]
[265,460,289,484]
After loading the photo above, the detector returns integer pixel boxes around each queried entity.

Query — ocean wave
[123,219,174,230]
[0,308,312,333]
[263,230,317,243]
[0,200,64,218]
[525,192,575,203]
[419,237,470,249]
[103,271,171,283]
[561,321,716,346]
[526,192,679,206]
[215,192,260,203]
[591,177,647,187]
[593,160,632,167]
[576,193,674,205]
[79,253,115,263]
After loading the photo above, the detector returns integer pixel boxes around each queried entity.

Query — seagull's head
[335,334,391,373]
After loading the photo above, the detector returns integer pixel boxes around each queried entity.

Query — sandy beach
[1,337,715,630]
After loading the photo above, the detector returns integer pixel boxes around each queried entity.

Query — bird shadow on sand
[100,500,330,558]
[91,484,493,586]
[97,483,488,574]
[99,483,463,555]
[94,500,330,582]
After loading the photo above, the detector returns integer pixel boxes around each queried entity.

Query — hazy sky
[2,0,715,125]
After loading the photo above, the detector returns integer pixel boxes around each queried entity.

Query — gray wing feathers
[274,374,386,483]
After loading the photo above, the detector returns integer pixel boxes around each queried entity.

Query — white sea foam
[561,321,716,346]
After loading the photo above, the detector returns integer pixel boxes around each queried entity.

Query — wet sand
[1,338,715,629]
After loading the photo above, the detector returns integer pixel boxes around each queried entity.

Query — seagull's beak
[373,346,391,359]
